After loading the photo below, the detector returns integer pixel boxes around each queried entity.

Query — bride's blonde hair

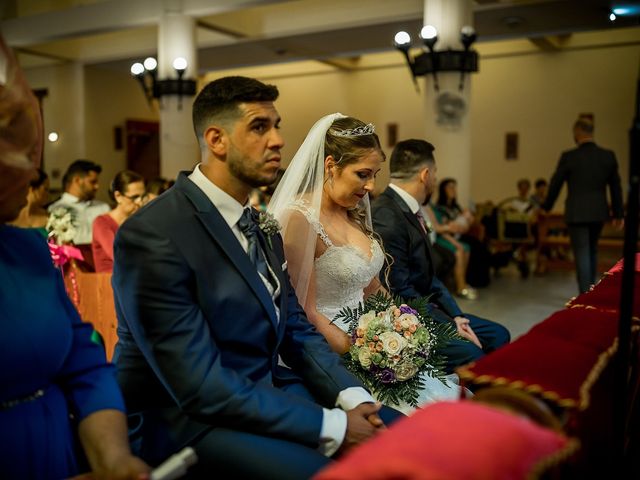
[324,117,385,235]
[324,116,394,285]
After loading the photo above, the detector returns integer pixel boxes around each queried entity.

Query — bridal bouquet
[335,293,458,408]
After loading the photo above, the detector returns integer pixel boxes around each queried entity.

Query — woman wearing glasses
[92,170,146,272]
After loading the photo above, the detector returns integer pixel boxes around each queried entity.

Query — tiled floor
[455,264,580,340]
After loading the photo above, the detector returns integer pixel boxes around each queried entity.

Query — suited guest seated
[112,76,402,479]
[371,139,510,373]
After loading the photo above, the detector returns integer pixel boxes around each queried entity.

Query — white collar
[389,183,420,215]
[60,192,82,204]
[188,164,248,229]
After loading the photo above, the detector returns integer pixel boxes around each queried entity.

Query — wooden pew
[66,265,118,361]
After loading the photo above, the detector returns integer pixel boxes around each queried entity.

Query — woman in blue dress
[0,34,149,479]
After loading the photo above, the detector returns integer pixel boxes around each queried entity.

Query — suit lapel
[383,188,431,244]
[383,188,436,276]
[176,174,279,328]
[196,210,279,328]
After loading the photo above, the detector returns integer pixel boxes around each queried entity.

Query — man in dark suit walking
[371,139,510,373]
[542,118,624,293]
[112,76,399,478]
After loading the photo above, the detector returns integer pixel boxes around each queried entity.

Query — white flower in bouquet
[357,311,376,330]
[398,313,420,330]
[379,331,407,356]
[46,207,77,244]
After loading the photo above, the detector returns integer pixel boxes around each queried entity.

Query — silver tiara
[330,123,376,137]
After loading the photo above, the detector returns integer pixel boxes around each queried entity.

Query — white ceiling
[2,0,639,73]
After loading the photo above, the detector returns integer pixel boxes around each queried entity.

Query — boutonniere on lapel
[256,211,281,248]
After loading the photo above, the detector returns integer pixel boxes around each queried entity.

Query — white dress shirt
[389,183,438,241]
[188,164,375,456]
[48,192,110,244]
[389,183,420,214]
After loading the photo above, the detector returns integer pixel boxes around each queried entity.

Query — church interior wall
[23,28,639,208]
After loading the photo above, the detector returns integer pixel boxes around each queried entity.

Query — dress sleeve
[92,215,116,264]
[51,250,125,420]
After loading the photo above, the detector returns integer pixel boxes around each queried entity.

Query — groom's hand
[339,402,384,453]
[454,316,482,349]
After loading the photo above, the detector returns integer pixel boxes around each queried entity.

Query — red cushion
[528,308,619,353]
[313,402,572,480]
[607,254,640,274]
[459,331,607,408]
[567,272,640,316]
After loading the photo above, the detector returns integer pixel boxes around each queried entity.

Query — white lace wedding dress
[293,204,467,414]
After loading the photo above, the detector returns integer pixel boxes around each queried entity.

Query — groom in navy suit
[372,139,510,373]
[112,76,398,478]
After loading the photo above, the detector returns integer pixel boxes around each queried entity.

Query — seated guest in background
[9,167,49,237]
[372,139,510,372]
[528,178,549,275]
[0,32,149,479]
[113,76,401,478]
[144,176,171,203]
[434,177,475,233]
[434,177,491,292]
[501,178,537,277]
[422,201,475,299]
[530,178,548,210]
[503,178,534,215]
[48,159,109,268]
[92,170,145,273]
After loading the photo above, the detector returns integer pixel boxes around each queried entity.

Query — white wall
[84,65,158,202]
[26,62,86,190]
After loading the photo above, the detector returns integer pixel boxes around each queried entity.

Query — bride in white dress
[268,113,467,413]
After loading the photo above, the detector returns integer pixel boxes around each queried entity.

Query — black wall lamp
[130,56,197,109]
[394,25,479,92]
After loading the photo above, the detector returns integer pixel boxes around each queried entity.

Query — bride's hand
[453,317,482,349]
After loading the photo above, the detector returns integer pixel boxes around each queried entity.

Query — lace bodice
[290,202,385,330]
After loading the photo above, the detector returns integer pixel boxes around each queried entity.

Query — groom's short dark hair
[389,139,435,180]
[192,76,279,144]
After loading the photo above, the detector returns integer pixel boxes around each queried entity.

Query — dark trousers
[428,307,511,373]
[189,380,404,479]
[568,222,604,294]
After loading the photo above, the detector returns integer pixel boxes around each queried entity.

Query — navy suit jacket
[112,172,361,460]
[542,142,624,223]
[371,187,462,318]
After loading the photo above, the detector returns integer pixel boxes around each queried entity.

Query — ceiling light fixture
[393,25,479,92]
[130,56,196,109]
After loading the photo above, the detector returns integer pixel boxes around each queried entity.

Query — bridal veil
[268,113,374,307]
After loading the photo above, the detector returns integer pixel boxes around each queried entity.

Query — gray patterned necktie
[237,208,272,285]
